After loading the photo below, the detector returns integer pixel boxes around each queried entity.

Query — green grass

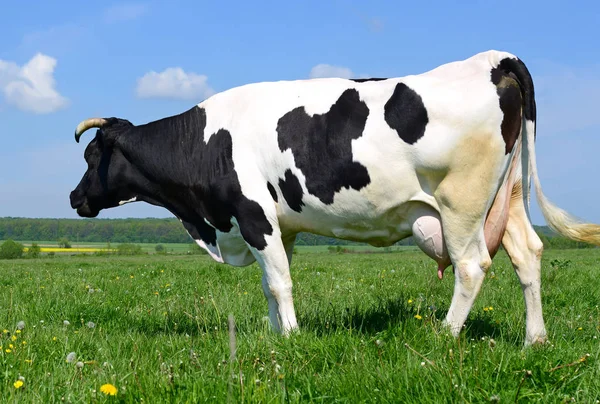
[0,249,599,402]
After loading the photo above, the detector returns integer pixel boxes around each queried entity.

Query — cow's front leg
[244,226,298,334]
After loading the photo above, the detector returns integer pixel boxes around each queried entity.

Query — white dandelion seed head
[86,322,96,329]
[18,375,25,382]
[66,352,76,363]
[421,361,425,366]
[76,361,84,369]
[63,320,70,326]
[16,321,25,330]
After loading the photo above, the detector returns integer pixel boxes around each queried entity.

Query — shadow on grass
[297,297,521,343]
[60,297,520,344]
[297,296,429,336]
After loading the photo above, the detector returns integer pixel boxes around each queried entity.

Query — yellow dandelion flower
[414,314,422,320]
[52,337,57,341]
[22,341,26,345]
[577,327,583,331]
[11,335,17,341]
[154,291,159,295]
[14,380,24,389]
[408,299,413,304]
[100,383,118,396]
[6,349,11,353]
[2,329,8,334]
[15,330,21,334]
[483,307,489,312]
[130,275,134,279]
[9,344,14,349]
[24,359,32,364]
[488,307,494,311]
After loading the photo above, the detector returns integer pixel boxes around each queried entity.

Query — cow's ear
[100,118,134,147]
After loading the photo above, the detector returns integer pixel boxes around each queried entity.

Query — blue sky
[0,0,599,225]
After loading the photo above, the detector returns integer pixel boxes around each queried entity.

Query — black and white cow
[70,50,600,345]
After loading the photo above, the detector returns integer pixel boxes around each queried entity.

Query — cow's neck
[119,106,229,230]
[120,106,205,186]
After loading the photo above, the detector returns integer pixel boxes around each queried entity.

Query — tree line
[0,217,594,249]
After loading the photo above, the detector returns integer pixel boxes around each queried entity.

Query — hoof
[441,319,462,338]
[525,334,548,347]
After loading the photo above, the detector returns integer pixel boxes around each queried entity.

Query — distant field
[0,249,598,401]
[294,244,419,253]
[7,241,194,254]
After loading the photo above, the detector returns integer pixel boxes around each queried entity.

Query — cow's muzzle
[70,191,98,218]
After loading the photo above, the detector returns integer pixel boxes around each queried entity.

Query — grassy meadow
[0,248,599,402]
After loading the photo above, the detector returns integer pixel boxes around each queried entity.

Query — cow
[70,50,600,346]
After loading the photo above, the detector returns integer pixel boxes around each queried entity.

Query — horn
[74,118,108,143]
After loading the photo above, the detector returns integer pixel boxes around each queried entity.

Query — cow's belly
[278,193,440,247]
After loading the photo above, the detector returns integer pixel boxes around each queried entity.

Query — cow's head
[70,117,139,217]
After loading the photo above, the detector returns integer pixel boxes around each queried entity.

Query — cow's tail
[505,56,600,245]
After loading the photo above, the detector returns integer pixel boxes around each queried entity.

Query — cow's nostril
[70,191,84,209]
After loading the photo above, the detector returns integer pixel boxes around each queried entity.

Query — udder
[412,214,451,279]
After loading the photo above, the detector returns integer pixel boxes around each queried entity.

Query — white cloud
[0,53,69,114]
[136,67,215,101]
[309,64,355,79]
[104,3,148,23]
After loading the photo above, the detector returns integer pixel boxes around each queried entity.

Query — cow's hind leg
[439,206,492,337]
[501,182,547,346]
[436,134,505,337]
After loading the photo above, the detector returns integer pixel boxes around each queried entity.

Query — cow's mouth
[70,192,99,217]
[76,203,99,218]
